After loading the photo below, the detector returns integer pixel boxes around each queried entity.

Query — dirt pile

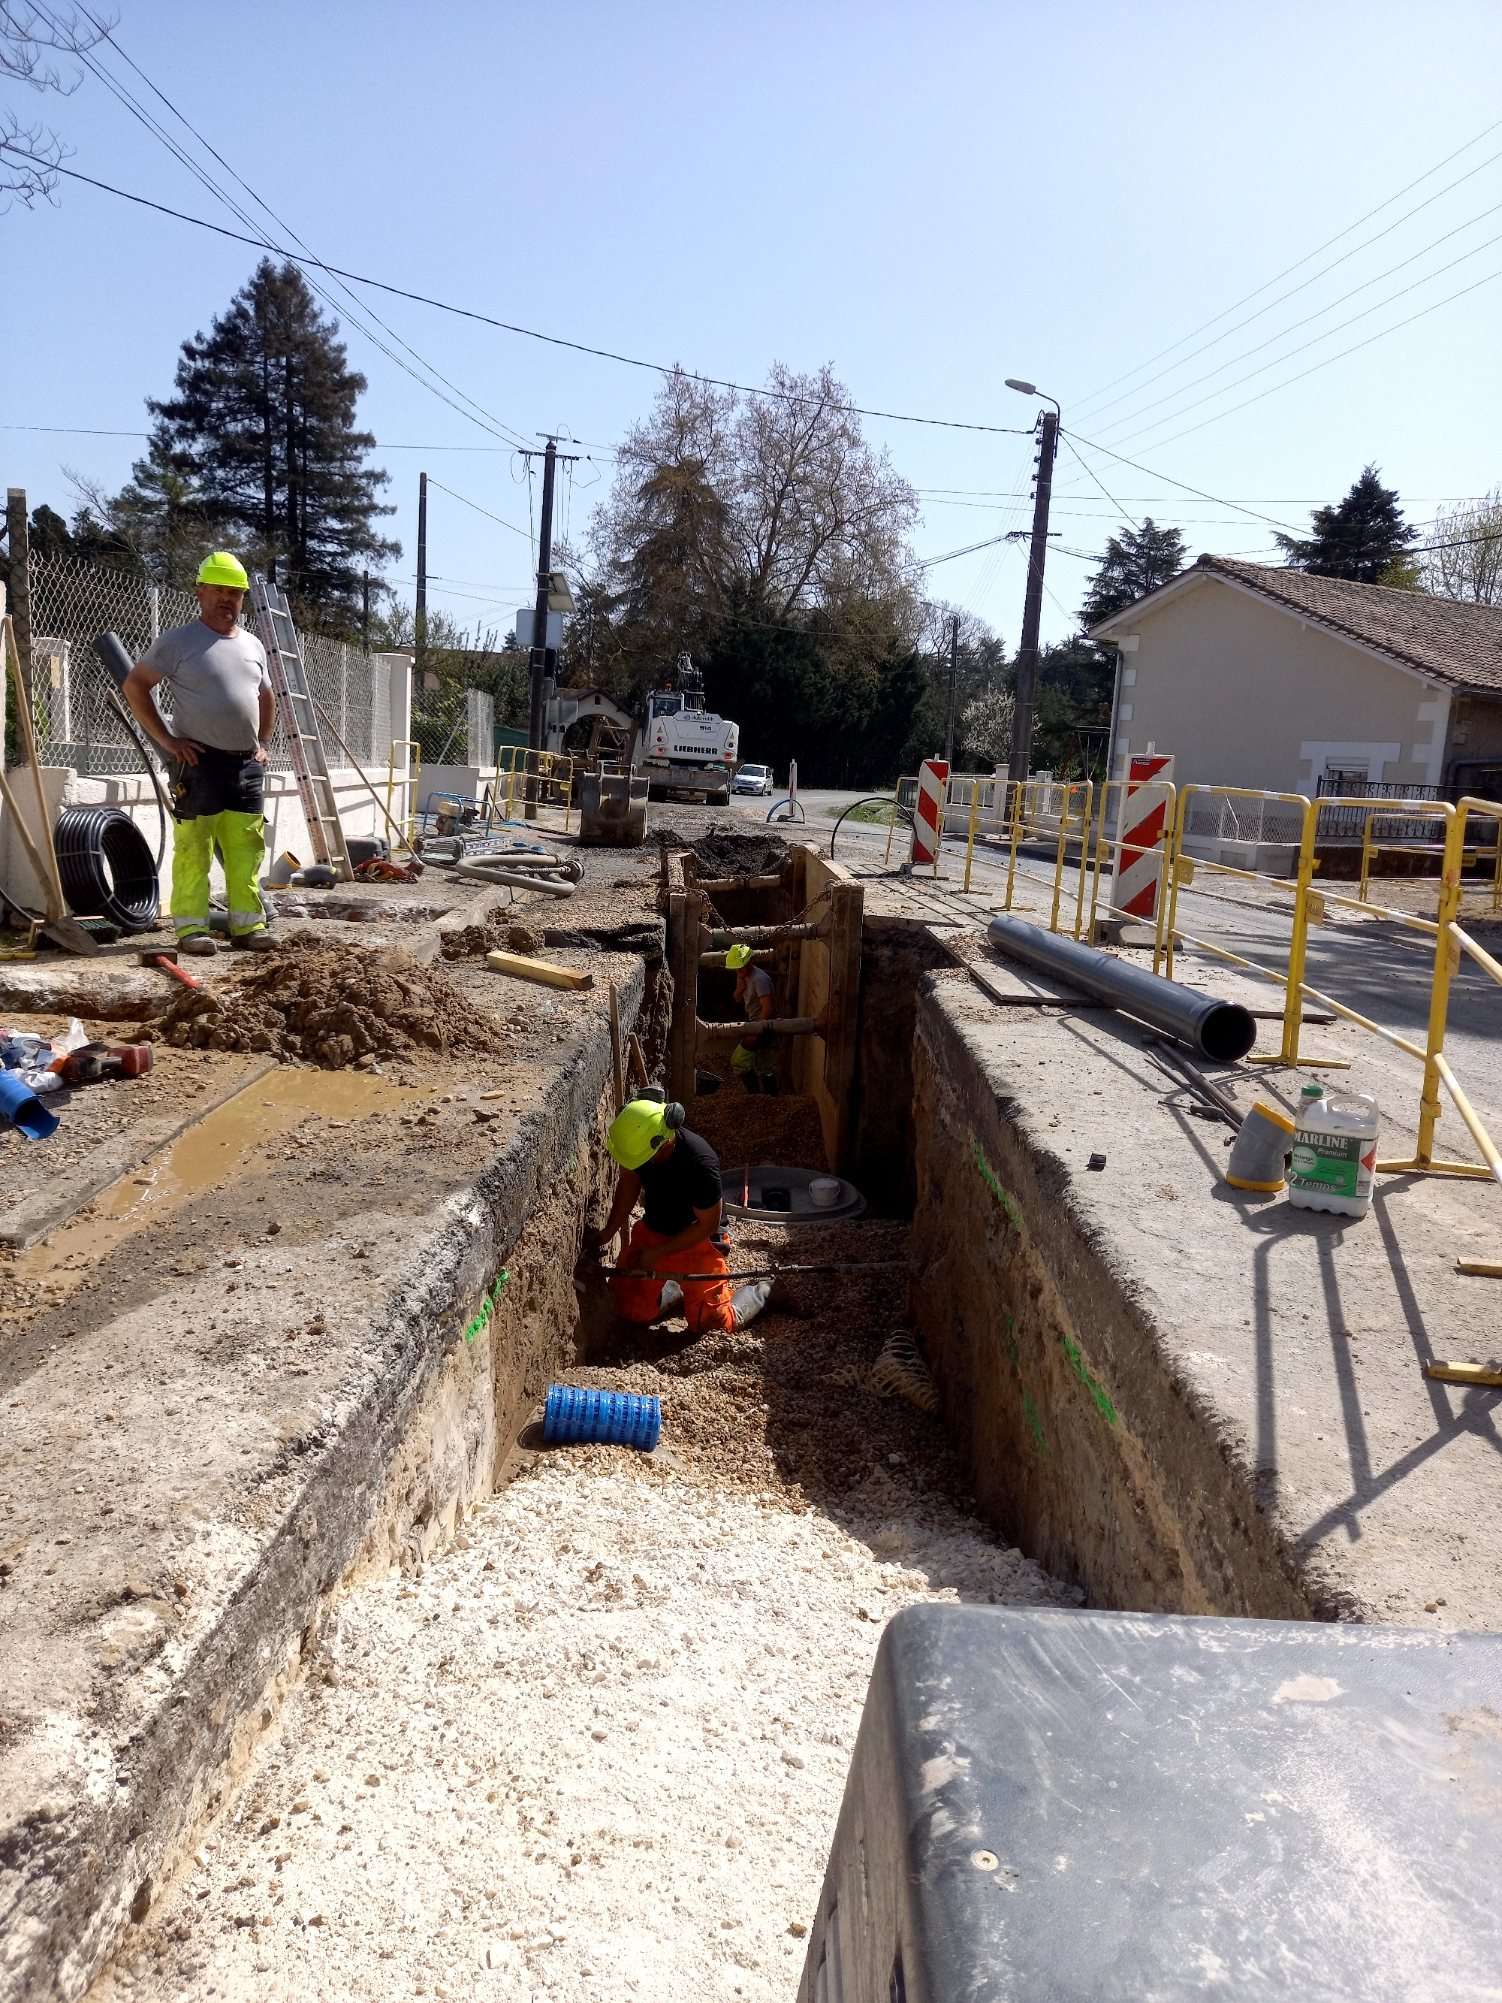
[143,934,510,1068]
[658,823,788,878]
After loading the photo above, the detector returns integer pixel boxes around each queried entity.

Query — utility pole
[415,472,428,675]
[527,437,558,755]
[361,570,371,652]
[1008,407,1059,786]
[943,612,960,766]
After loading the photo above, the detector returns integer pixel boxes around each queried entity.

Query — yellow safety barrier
[1001,778,1094,937]
[1359,806,1502,913]
[498,746,575,831]
[384,739,421,846]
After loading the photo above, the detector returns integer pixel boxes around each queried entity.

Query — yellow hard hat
[725,944,753,970]
[197,550,249,590]
[606,1095,682,1170]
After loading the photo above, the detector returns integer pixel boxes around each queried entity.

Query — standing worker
[122,552,276,955]
[584,1090,787,1335]
[727,942,778,1095]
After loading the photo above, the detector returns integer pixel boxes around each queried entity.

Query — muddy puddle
[14,1067,416,1289]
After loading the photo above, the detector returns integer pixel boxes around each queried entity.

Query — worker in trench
[122,551,276,956]
[583,1091,790,1334]
[727,942,778,1094]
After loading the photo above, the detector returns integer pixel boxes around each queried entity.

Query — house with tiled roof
[1089,555,1502,802]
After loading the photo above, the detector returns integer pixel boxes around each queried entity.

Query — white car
[733,763,774,797]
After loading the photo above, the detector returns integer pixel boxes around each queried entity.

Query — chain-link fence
[24,556,398,775]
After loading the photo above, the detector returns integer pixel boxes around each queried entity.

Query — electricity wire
[23,156,1039,439]
[424,477,534,543]
[1106,227,1502,452]
[26,4,529,451]
[1070,115,1502,414]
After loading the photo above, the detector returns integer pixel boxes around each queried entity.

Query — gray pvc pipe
[985,913,1257,1063]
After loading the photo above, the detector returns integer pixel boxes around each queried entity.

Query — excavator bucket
[578,770,649,847]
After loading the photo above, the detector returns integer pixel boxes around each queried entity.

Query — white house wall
[1109,579,1450,796]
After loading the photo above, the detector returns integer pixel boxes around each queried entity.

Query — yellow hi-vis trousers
[170,809,266,940]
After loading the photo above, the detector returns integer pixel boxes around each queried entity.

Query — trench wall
[6,965,645,2003]
[909,973,1314,1618]
[850,918,954,1213]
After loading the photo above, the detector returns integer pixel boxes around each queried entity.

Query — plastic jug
[1288,1089,1379,1218]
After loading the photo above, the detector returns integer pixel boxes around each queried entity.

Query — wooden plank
[1424,1360,1502,1386]
[666,887,695,1103]
[822,878,864,1172]
[484,949,595,991]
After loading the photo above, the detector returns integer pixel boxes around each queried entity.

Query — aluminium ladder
[249,575,353,879]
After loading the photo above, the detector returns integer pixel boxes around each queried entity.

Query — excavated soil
[657,824,790,879]
[141,935,512,1069]
[688,1087,828,1171]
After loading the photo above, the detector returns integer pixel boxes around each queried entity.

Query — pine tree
[1079,518,1187,629]
[1273,467,1418,586]
[147,260,398,626]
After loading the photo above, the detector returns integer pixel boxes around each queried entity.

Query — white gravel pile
[102,1457,1072,2003]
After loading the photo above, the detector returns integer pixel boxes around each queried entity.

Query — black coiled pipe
[54,805,160,933]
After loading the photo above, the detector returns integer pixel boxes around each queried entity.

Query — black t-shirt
[636,1128,722,1234]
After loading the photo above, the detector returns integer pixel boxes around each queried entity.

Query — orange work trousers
[610,1222,735,1335]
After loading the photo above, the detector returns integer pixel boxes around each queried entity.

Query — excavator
[544,655,741,827]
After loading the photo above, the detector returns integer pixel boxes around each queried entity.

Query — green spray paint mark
[1021,1389,1048,1457]
[462,1269,510,1345]
[972,1139,1022,1232]
[1061,1334,1118,1425]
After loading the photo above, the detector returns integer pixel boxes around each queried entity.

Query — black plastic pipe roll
[986,913,1257,1063]
[54,805,160,933]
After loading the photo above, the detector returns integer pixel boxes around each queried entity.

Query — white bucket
[809,1177,843,1209]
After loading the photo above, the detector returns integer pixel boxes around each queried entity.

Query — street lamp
[1002,377,1062,785]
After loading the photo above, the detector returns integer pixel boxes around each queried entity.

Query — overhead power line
[1105,225,1502,452]
[1125,262,1502,455]
[22,156,1038,440]
[1090,196,1502,443]
[1061,435,1304,534]
[27,2,529,451]
[1070,113,1502,414]
[425,477,534,543]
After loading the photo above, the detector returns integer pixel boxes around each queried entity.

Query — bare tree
[0,3,114,208]
[593,362,919,666]
[1424,489,1502,607]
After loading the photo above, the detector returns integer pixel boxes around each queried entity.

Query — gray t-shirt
[141,620,271,752]
[740,965,773,1020]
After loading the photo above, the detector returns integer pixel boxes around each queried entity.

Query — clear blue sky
[6,0,1502,647]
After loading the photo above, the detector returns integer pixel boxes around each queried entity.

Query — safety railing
[1359,807,1502,914]
[383,738,422,847]
[999,778,1095,936]
[496,746,574,831]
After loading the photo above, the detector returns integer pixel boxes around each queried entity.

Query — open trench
[67,863,1075,2003]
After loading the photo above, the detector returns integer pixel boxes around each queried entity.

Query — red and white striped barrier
[1112,753,1174,920]
[911,759,949,871]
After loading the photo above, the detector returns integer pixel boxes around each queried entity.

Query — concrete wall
[1108,575,1451,796]
[0,767,408,915]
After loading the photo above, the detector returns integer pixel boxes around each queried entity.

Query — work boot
[231,929,275,953]
[762,1074,781,1098]
[730,1276,805,1328]
[656,1280,685,1319]
[177,933,217,957]
[741,1073,762,1095]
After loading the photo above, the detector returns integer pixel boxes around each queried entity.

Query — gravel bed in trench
[101,1361,1073,2001]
